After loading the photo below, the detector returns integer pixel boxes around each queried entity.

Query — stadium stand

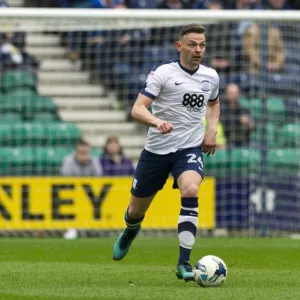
[1,0,299,178]
[0,0,146,176]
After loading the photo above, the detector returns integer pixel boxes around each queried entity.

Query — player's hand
[202,130,217,156]
[155,120,174,134]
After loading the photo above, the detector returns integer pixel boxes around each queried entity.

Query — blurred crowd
[23,0,300,10]
[0,0,299,176]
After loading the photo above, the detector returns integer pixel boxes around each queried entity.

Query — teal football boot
[176,261,195,282]
[112,226,140,261]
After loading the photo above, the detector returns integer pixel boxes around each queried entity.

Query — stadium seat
[11,122,46,146]
[278,123,300,148]
[0,147,35,176]
[0,95,23,114]
[35,147,73,175]
[229,148,261,173]
[31,112,59,123]
[250,123,276,148]
[0,148,13,175]
[44,123,81,146]
[6,88,37,98]
[267,96,285,124]
[268,149,300,174]
[249,98,262,120]
[23,95,58,120]
[1,71,37,94]
[203,149,230,175]
[238,97,250,110]
[0,123,11,146]
[0,113,23,123]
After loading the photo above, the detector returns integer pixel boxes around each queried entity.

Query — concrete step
[40,59,82,71]
[59,110,126,122]
[53,97,112,109]
[86,135,146,148]
[39,72,89,84]
[39,84,104,97]
[26,34,61,46]
[123,148,143,160]
[79,122,137,133]
[26,46,67,58]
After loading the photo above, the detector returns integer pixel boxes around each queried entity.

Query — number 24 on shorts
[187,153,203,171]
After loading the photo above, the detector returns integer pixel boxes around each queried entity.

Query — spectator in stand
[206,0,223,9]
[262,0,291,9]
[100,136,134,176]
[158,0,194,9]
[202,0,242,89]
[0,32,39,76]
[223,0,260,9]
[221,83,255,147]
[123,0,158,8]
[60,139,103,176]
[242,22,285,75]
[89,0,125,8]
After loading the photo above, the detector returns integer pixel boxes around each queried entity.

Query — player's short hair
[76,138,90,148]
[179,24,206,41]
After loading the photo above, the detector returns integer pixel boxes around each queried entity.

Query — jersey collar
[177,59,199,75]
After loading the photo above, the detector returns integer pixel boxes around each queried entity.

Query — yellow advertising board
[0,177,215,230]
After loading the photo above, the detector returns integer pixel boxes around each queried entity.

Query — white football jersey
[140,59,219,155]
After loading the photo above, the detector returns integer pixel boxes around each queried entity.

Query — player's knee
[128,204,144,219]
[181,183,199,197]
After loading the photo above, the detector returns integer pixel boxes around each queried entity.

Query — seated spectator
[0,32,39,76]
[158,0,194,9]
[224,0,260,9]
[60,139,103,176]
[262,0,291,9]
[124,0,158,8]
[100,136,134,176]
[204,20,238,77]
[242,22,285,74]
[221,83,255,147]
[206,0,223,9]
[90,0,126,8]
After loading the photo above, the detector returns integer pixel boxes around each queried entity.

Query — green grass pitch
[0,237,299,300]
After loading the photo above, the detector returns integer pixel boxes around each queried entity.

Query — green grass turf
[0,237,299,300]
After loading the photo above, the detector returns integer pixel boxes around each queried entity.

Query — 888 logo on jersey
[182,93,205,112]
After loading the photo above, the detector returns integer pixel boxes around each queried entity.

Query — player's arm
[131,93,173,134]
[203,97,220,156]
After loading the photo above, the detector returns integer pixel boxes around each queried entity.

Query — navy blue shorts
[131,147,204,198]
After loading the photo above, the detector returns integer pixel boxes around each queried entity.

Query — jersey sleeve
[209,70,220,102]
[140,67,165,100]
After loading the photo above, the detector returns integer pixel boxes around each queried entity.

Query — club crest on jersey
[201,80,210,92]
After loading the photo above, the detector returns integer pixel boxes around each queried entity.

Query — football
[193,255,227,287]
